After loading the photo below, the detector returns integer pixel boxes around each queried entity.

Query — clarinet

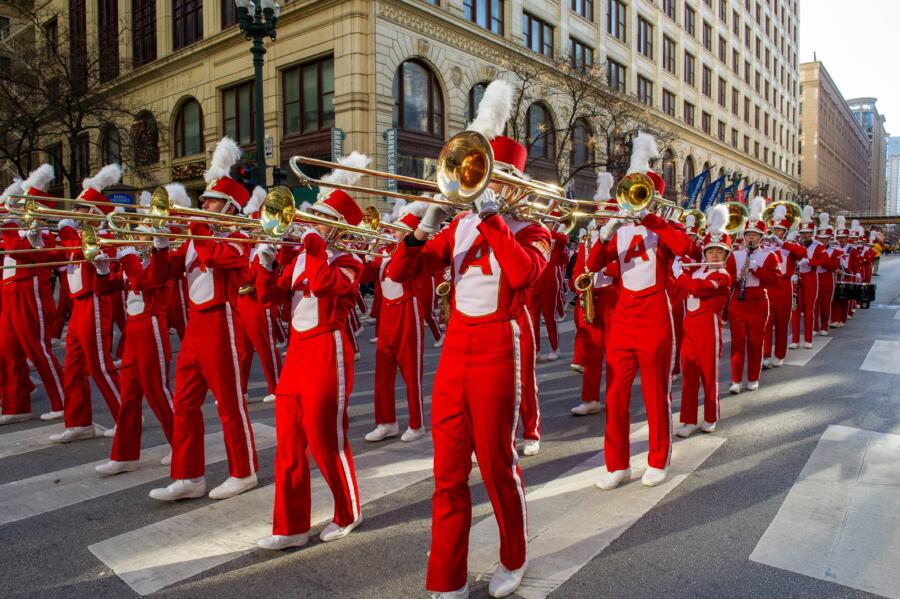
[738,247,754,301]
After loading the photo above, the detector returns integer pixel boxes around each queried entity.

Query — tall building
[887,137,900,215]
[798,61,870,212]
[848,98,889,214]
[1,0,801,207]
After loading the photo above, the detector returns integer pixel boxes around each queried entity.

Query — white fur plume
[628,132,659,173]
[851,219,860,231]
[684,214,696,229]
[818,212,829,228]
[773,204,787,221]
[801,204,814,225]
[467,80,513,140]
[835,215,846,231]
[1,178,23,200]
[592,172,615,202]
[139,191,152,207]
[707,204,728,236]
[749,196,766,222]
[243,186,267,215]
[318,151,370,200]
[82,163,121,192]
[165,183,191,208]
[22,164,54,193]
[205,137,242,184]
[400,200,430,219]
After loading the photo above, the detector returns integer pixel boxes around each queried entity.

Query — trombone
[7,198,109,228]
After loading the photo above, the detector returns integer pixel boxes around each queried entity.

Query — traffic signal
[231,163,257,193]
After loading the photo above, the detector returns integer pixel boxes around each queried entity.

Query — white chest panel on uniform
[379,255,405,301]
[67,263,84,294]
[289,250,344,332]
[588,230,614,288]
[685,268,713,312]
[733,249,767,288]
[798,242,819,274]
[3,255,15,280]
[185,241,215,305]
[617,224,659,292]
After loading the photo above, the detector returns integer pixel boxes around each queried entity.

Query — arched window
[661,149,676,201]
[526,103,555,161]
[466,82,490,123]
[101,126,121,165]
[570,118,593,168]
[682,155,695,192]
[392,60,443,137]
[132,111,159,166]
[174,97,204,157]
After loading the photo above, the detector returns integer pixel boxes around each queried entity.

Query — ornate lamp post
[234,0,280,187]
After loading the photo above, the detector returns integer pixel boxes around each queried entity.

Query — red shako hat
[202,137,250,213]
[78,163,122,214]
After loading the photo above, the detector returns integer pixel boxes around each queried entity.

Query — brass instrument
[614,172,684,220]
[573,230,595,323]
[683,261,726,268]
[111,186,256,230]
[435,280,452,323]
[678,209,707,235]
[722,202,750,235]
[761,200,802,231]
[9,198,109,228]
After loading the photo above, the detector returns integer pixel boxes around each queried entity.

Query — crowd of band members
[0,78,884,598]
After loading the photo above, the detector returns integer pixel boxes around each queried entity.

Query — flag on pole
[700,175,726,212]
[683,170,710,208]
[737,183,753,205]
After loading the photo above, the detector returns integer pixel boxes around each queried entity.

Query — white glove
[672,258,683,279]
[771,235,784,247]
[93,253,111,276]
[153,236,170,250]
[57,218,78,232]
[257,243,277,271]
[26,225,43,249]
[474,188,499,218]
[599,212,628,242]
[417,204,452,235]
[798,258,809,269]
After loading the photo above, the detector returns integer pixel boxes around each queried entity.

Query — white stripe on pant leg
[412,300,424,428]
[664,292,676,468]
[713,314,720,421]
[757,294,771,378]
[265,309,280,379]
[179,284,188,328]
[333,330,360,521]
[508,320,528,546]
[151,316,174,410]
[224,304,255,474]
[523,309,541,437]
[92,296,120,404]
[32,277,65,400]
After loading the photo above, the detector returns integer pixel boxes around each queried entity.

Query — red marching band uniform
[813,213,841,336]
[830,217,860,327]
[791,205,830,347]
[762,203,802,368]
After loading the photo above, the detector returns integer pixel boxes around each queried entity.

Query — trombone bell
[615,172,656,213]
[436,131,493,204]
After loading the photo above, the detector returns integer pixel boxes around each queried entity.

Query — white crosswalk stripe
[783,336,831,366]
[0,423,277,527]
[859,339,900,374]
[0,424,67,460]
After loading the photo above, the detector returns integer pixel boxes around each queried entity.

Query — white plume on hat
[205,137,242,184]
[1,178,23,200]
[592,172,615,202]
[164,183,191,208]
[139,190,152,207]
[318,151,370,200]
[707,204,728,236]
[851,218,860,231]
[400,200,430,219]
[773,204,787,222]
[628,132,659,173]
[835,215,846,231]
[82,163,121,192]
[243,186,267,215]
[800,204,814,225]
[818,212,830,228]
[467,80,513,140]
[749,196,766,222]
[22,164,54,193]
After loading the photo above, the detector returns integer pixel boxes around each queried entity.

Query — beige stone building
[2,0,801,208]
[798,61,870,212]
[847,97,888,214]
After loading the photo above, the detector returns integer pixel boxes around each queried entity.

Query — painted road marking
[783,336,831,366]
[0,424,67,460]
[859,339,900,375]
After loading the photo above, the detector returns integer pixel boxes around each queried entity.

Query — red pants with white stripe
[729,295,769,384]
[792,272,818,344]
[415,279,443,343]
[50,273,70,340]
[272,329,361,535]
[237,294,282,396]
[518,309,540,441]
[670,295,685,375]
[572,302,587,368]
[111,291,127,360]
[816,272,835,332]
[110,315,175,462]
[527,278,559,354]
[577,290,617,403]
[680,312,723,425]
[0,278,66,415]
[832,297,849,324]
[603,291,673,472]
[170,304,258,480]
[167,277,189,340]
[63,295,121,428]
[763,282,792,360]
[426,319,528,593]
[374,299,424,430]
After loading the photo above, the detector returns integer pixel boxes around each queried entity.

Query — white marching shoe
[257,532,310,551]
[761,357,773,370]
[319,516,362,542]
[209,474,258,500]
[49,426,96,443]
[571,400,602,416]
[262,394,276,403]
[40,410,64,421]
[642,467,668,487]
[569,363,584,373]
[0,413,32,425]
[368,337,378,344]
[676,423,698,438]
[95,460,139,476]
[746,381,759,391]
[149,477,207,501]
[522,439,540,456]
[728,382,742,395]
[488,562,527,598]
[160,451,173,466]
[365,422,400,442]
[539,351,559,362]
[596,467,631,491]
[803,342,813,349]
[812,330,820,337]
[788,342,799,349]
[819,330,829,337]
[700,420,717,433]
[400,426,426,442]
[101,425,117,438]
[773,358,784,367]
[431,584,469,599]
[433,336,445,348]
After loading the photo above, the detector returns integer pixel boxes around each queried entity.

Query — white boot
[364,422,400,442]
[208,474,258,500]
[675,423,698,438]
[761,357,773,370]
[95,460,139,476]
[728,382,742,394]
[319,516,362,542]
[746,380,759,391]
[400,426,426,442]
[541,351,559,362]
[700,420,717,433]
[150,478,207,501]
[257,532,310,551]
[773,358,784,367]
[0,413,32,425]
[642,466,668,487]
[788,342,799,349]
[40,410,64,421]
[101,425,117,438]
[571,400,602,416]
[819,329,828,337]
[803,341,813,349]
[569,363,584,373]
[812,330,820,337]
[368,337,378,344]
[160,451,172,466]
[596,467,631,490]
[431,585,469,599]
[522,439,540,456]
[488,562,527,598]
[263,394,276,403]
[49,426,96,443]
[433,336,444,348]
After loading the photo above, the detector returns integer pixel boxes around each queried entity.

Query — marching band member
[255,158,366,550]
[0,171,67,424]
[569,173,619,416]
[364,201,429,443]
[50,164,124,442]
[569,226,589,375]
[762,204,805,368]
[149,138,259,501]
[587,133,693,491]
[674,205,732,436]
[790,206,828,349]
[726,198,780,394]
[814,213,840,336]
[670,213,704,379]
[527,221,568,361]
[92,222,175,475]
[387,80,548,598]
[830,217,859,328]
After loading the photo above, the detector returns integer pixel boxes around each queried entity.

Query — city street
[1,258,898,599]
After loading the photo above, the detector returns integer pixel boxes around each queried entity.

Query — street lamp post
[235,0,280,188]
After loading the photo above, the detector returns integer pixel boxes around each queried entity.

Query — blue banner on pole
[684,170,709,207]
[739,183,754,204]
[700,175,726,212]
